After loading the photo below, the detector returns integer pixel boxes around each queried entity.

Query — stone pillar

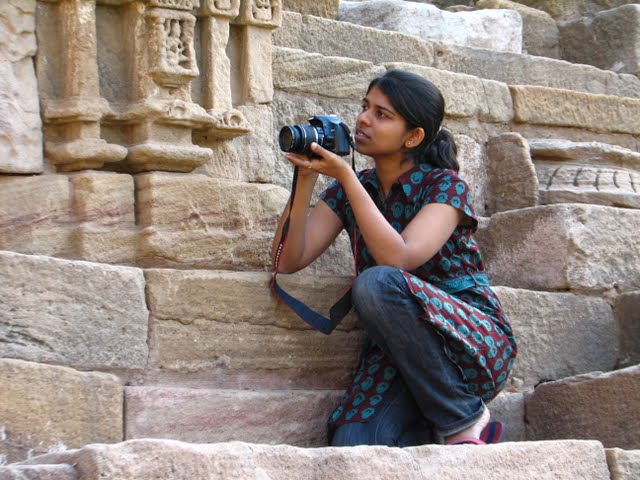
[195,0,251,139]
[233,0,282,104]
[37,0,128,171]
[111,0,213,172]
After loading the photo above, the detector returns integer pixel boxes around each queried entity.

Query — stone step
[3,438,617,480]
[526,364,640,450]
[273,11,640,99]
[476,204,640,292]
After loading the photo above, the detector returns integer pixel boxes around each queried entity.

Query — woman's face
[354,85,413,162]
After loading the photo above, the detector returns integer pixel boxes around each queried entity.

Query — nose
[357,109,371,127]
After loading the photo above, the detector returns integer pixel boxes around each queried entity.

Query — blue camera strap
[271,156,356,335]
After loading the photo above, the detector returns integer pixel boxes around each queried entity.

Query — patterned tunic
[319,162,517,427]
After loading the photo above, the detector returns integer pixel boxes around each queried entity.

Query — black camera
[278,115,353,158]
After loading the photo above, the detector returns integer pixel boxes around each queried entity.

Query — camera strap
[271,148,357,335]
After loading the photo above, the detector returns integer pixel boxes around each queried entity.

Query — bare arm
[271,164,343,274]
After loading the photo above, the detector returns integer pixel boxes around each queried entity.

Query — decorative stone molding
[37,0,128,171]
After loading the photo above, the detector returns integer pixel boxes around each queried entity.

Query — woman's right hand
[284,152,320,178]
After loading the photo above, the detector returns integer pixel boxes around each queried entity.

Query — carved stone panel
[236,0,282,28]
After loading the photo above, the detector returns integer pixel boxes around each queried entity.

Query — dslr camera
[278,115,353,158]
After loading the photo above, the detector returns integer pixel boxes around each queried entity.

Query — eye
[360,104,368,112]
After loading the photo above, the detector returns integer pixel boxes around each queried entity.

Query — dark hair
[366,69,459,171]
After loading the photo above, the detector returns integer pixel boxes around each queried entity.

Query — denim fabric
[332,265,485,446]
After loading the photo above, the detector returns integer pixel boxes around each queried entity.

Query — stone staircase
[1,1,640,479]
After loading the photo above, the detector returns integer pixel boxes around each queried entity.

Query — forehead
[364,85,395,111]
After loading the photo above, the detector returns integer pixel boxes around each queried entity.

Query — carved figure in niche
[252,0,275,21]
[165,19,189,68]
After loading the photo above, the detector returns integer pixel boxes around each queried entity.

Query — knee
[352,266,404,312]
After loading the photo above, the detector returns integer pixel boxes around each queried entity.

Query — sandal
[448,421,505,445]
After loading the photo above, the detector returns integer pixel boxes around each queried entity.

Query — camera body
[279,115,352,158]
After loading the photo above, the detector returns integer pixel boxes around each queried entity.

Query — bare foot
[445,406,490,445]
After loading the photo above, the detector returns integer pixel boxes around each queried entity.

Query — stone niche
[35,0,282,173]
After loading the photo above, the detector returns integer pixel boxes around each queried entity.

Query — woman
[271,69,516,447]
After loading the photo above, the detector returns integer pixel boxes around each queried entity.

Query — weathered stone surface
[0,251,148,370]
[125,386,342,447]
[146,268,363,378]
[528,138,640,170]
[486,133,538,215]
[526,365,640,449]
[606,448,640,480]
[383,62,513,123]
[487,390,526,442]
[0,175,72,257]
[274,11,437,67]
[478,205,640,292]
[68,171,137,263]
[529,138,640,209]
[476,0,561,58]
[338,0,523,53]
[0,464,77,480]
[511,85,640,135]
[273,46,383,100]
[494,286,617,388]
[0,359,122,464]
[22,439,611,480]
[614,291,640,368]
[515,0,637,21]
[559,5,640,76]
[282,0,339,19]
[0,0,42,174]
[455,134,488,217]
[136,173,288,269]
[274,11,640,99]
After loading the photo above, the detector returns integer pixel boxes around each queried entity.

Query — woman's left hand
[286,143,351,181]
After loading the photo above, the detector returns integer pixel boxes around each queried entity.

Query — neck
[374,155,414,197]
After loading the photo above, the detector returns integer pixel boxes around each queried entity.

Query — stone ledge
[17,438,612,480]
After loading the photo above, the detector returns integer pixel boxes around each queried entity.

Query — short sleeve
[319,179,348,226]
[424,171,478,229]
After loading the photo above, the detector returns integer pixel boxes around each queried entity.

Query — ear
[404,127,425,149]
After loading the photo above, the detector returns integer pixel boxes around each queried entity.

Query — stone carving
[147,9,199,88]
[529,139,640,209]
[199,0,240,16]
[37,0,127,172]
[147,0,195,10]
[237,0,282,27]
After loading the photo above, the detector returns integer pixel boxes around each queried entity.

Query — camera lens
[279,124,321,155]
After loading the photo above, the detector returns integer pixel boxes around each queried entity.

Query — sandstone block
[0,464,77,480]
[0,175,72,257]
[231,104,276,183]
[434,44,640,99]
[494,286,617,388]
[478,204,640,291]
[526,365,640,449]
[68,171,137,263]
[0,359,122,464]
[274,11,437,67]
[125,386,342,447]
[282,0,339,19]
[486,133,538,215]
[0,251,148,370]
[273,46,384,100]
[383,62,513,123]
[145,268,364,383]
[516,0,638,21]
[615,291,640,368]
[476,0,561,58]
[23,438,611,480]
[510,85,640,135]
[338,0,523,53]
[559,4,640,76]
[136,173,289,269]
[606,448,640,480]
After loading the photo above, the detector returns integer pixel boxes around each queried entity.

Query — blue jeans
[331,266,485,447]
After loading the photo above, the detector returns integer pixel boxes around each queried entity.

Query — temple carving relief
[35,0,281,173]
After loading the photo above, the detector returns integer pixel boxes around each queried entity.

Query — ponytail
[412,127,459,171]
